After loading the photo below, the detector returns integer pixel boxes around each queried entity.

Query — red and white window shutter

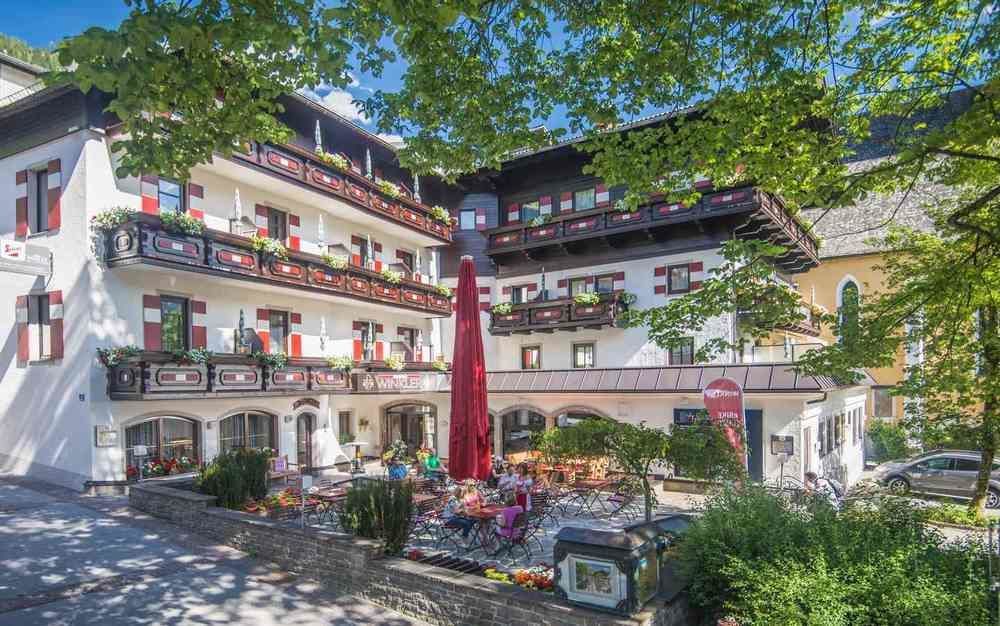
[46,160,61,230]
[612,271,626,291]
[689,261,704,290]
[539,195,553,216]
[507,203,520,224]
[373,241,383,272]
[653,266,667,295]
[254,204,269,237]
[556,278,568,298]
[187,183,204,221]
[143,294,162,351]
[141,174,160,215]
[191,300,207,348]
[14,159,62,236]
[375,323,386,360]
[288,214,301,251]
[290,312,302,357]
[49,290,64,360]
[559,191,573,213]
[352,321,365,360]
[479,286,492,312]
[595,184,611,207]
[256,308,270,351]
[14,170,27,239]
[475,207,487,231]
[15,296,28,361]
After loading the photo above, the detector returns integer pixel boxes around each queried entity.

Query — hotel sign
[354,372,441,393]
[0,240,51,276]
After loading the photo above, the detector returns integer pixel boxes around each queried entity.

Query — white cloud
[299,86,368,123]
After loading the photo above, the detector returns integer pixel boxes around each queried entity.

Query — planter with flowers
[384,355,405,371]
[482,565,555,593]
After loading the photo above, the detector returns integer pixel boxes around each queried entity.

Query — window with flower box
[125,416,199,479]
[219,411,277,455]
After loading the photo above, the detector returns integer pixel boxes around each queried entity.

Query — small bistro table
[567,478,614,517]
[462,504,506,554]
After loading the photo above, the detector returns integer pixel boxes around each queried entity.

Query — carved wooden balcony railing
[103,214,453,317]
[231,142,452,243]
[482,185,819,273]
[489,291,629,336]
[106,352,450,400]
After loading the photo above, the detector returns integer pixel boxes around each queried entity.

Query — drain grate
[413,552,487,575]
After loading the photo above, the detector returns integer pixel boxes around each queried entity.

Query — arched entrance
[383,402,437,452]
[499,408,546,457]
[296,413,315,471]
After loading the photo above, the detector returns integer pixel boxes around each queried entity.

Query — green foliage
[169,347,213,365]
[432,358,449,372]
[383,355,405,371]
[434,284,452,298]
[96,345,141,368]
[428,205,451,224]
[338,431,354,445]
[253,351,288,370]
[197,448,270,510]
[491,302,512,315]
[572,292,601,306]
[624,239,807,362]
[679,485,992,625]
[924,503,987,528]
[0,33,59,70]
[379,268,403,284]
[159,210,205,236]
[527,215,551,227]
[317,150,349,171]
[249,234,289,260]
[867,420,913,463]
[321,253,349,270]
[663,415,746,482]
[327,355,355,372]
[91,206,137,231]
[340,479,415,555]
[377,180,401,198]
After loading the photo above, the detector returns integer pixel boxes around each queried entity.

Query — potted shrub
[384,355,405,371]
[573,292,602,306]
[434,284,453,298]
[327,355,355,372]
[318,151,349,171]
[159,210,205,236]
[492,302,513,315]
[379,268,404,285]
[322,253,349,270]
[428,205,451,225]
[249,234,289,260]
[377,180,402,198]
[96,345,141,368]
[91,206,137,231]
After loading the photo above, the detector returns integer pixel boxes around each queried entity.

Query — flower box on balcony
[532,306,566,324]
[264,258,306,283]
[572,303,608,319]
[268,367,309,391]
[347,276,371,296]
[264,147,303,176]
[492,232,523,247]
[208,241,259,276]
[310,266,347,290]
[527,224,560,241]
[372,281,401,303]
[494,310,526,325]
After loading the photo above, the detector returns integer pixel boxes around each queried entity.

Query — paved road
[0,480,425,626]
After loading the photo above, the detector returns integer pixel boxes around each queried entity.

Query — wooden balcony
[103,214,453,317]
[231,141,452,243]
[489,291,629,336]
[482,185,819,273]
[107,352,351,400]
[107,352,449,400]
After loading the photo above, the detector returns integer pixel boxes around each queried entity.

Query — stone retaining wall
[130,483,691,626]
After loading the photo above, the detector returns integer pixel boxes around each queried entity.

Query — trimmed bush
[197,448,270,509]
[867,419,912,462]
[340,478,414,554]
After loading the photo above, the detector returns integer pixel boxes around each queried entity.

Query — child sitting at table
[442,485,476,545]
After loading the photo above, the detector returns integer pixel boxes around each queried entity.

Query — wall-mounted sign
[703,377,747,467]
[770,434,795,455]
[94,425,118,448]
[0,240,51,276]
[293,397,321,410]
[354,372,438,393]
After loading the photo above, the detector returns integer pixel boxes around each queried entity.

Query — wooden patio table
[463,504,506,554]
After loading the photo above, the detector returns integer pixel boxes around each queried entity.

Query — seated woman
[461,480,484,512]
[515,464,534,511]
[494,492,525,547]
[441,485,476,545]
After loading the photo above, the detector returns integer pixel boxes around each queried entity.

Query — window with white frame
[572,343,595,368]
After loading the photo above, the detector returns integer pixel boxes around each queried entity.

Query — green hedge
[339,478,414,554]
[677,485,991,625]
[867,419,912,463]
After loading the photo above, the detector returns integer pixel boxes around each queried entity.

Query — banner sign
[354,372,441,393]
[0,240,51,276]
[703,377,747,467]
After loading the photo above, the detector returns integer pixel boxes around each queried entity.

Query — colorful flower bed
[127,456,199,479]
[484,565,554,592]
[241,487,321,515]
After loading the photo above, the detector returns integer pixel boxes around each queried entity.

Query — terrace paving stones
[0,479,427,626]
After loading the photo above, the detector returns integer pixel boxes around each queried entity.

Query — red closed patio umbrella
[448,255,492,481]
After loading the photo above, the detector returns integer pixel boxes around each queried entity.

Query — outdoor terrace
[102,213,453,317]
[483,185,819,273]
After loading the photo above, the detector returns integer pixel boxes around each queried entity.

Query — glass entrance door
[296,413,314,471]
[383,404,436,452]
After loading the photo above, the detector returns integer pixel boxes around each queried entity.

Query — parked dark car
[872,449,1000,508]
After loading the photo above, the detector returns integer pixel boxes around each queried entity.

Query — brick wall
[130,483,690,626]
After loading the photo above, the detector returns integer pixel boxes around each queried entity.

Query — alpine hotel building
[0,54,870,492]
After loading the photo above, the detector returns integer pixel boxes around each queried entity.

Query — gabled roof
[0,51,47,76]
[438,364,872,394]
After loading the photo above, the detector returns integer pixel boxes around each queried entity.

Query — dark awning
[438,364,872,394]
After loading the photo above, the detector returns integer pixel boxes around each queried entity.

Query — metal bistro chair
[409,494,445,542]
[529,490,560,529]
[606,477,642,521]
[493,510,531,562]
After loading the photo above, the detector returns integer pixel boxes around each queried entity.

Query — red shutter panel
[254,204,269,237]
[352,321,364,360]
[15,295,28,362]
[689,261,704,290]
[475,207,487,231]
[48,290,64,359]
[613,271,625,291]
[373,241,383,272]
[506,203,520,224]
[353,339,363,361]
[46,160,61,231]
[187,183,204,221]
[559,191,573,213]
[140,174,160,215]
[287,214,301,251]
[290,312,302,357]
[15,170,28,239]
[256,308,270,352]
[143,295,162,351]
[191,300,207,348]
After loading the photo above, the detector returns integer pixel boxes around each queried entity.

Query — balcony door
[296,413,314,471]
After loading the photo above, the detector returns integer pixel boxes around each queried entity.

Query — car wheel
[886,476,909,494]
[987,489,1000,510]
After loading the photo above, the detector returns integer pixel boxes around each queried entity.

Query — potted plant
[318,151,349,171]
[384,355,405,371]
[528,215,551,227]
[428,205,451,224]
[159,210,205,236]
[321,253,349,270]
[96,345,141,368]
[492,302,513,315]
[169,347,213,365]
[573,292,602,306]
[432,358,448,372]
[249,234,289,260]
[91,206,137,231]
[327,355,355,372]
[434,284,453,298]
[379,268,404,285]
[377,180,402,198]
[252,351,288,370]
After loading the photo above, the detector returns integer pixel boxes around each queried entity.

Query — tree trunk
[642,477,653,522]
[970,305,1000,515]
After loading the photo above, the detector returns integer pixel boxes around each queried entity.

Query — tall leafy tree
[55,1,1000,508]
